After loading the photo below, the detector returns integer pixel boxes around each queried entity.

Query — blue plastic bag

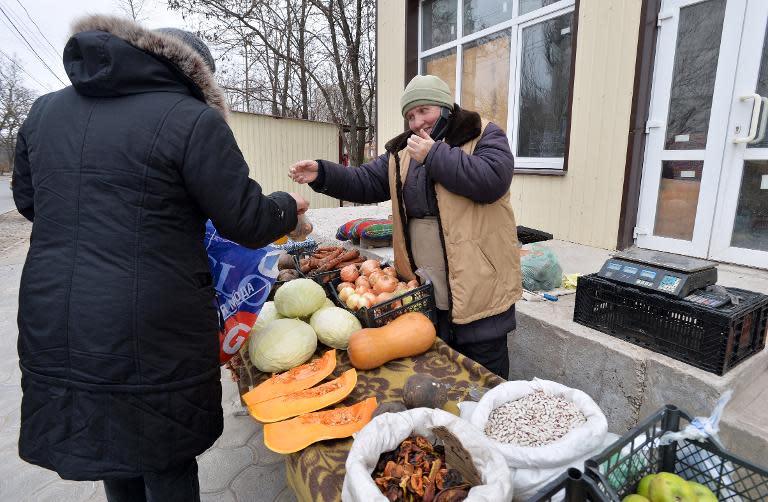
[205,221,282,364]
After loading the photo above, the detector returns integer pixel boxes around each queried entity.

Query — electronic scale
[597,249,718,299]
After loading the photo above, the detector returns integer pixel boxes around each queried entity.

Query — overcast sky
[1,0,189,95]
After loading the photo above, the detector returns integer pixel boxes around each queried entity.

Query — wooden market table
[236,338,505,502]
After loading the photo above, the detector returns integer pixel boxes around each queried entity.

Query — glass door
[636,0,746,258]
[711,0,768,268]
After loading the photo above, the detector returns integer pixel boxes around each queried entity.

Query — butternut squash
[347,312,436,370]
[243,349,336,406]
[248,369,357,423]
[263,397,378,454]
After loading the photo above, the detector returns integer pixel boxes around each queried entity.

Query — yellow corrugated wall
[228,112,340,209]
[376,0,407,153]
[376,0,643,250]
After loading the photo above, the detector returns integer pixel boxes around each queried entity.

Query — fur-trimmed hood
[384,104,482,154]
[66,15,227,117]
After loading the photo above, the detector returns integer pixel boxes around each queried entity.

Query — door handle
[751,97,768,144]
[733,93,763,143]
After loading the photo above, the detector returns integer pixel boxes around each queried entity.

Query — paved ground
[0,175,15,215]
[0,211,295,501]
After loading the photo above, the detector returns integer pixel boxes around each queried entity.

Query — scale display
[597,250,718,298]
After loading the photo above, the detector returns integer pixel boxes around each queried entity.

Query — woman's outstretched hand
[288,160,319,184]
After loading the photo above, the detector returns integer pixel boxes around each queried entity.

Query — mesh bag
[521,244,563,291]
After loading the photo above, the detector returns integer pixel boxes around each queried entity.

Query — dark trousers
[103,459,200,502]
[437,310,510,379]
[449,337,509,379]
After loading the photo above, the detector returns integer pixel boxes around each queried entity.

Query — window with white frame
[419,0,576,171]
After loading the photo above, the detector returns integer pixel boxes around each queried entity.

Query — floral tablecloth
[237,338,504,502]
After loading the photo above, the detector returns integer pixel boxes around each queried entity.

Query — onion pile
[337,260,419,311]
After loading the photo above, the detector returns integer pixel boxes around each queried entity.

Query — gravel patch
[0,211,31,257]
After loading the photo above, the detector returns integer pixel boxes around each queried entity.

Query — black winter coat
[12,15,297,480]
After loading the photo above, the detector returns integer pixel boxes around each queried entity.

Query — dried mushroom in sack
[372,435,470,502]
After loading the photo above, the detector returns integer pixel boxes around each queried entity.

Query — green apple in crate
[689,481,718,502]
[623,472,719,502]
[649,473,695,502]
[636,474,656,498]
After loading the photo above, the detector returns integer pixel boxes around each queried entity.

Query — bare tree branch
[167,0,376,164]
[114,0,148,21]
[0,56,36,172]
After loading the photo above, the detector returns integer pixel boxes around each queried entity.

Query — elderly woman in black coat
[13,16,307,502]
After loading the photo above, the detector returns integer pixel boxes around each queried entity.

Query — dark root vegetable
[278,254,297,270]
[277,269,301,281]
[372,402,408,418]
[403,374,448,409]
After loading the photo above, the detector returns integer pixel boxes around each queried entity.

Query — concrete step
[720,369,768,467]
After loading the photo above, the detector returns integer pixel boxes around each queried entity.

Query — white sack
[342,407,513,502]
[469,378,609,501]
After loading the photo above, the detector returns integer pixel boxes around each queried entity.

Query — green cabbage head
[249,301,283,338]
[249,318,317,373]
[310,307,362,350]
[274,278,326,318]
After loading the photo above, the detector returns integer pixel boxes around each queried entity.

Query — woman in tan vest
[289,75,521,378]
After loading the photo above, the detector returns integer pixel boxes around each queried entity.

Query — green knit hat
[400,75,453,117]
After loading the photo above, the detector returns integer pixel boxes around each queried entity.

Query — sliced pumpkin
[263,397,378,454]
[243,349,336,406]
[248,368,357,423]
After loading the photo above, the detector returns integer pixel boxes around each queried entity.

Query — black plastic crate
[574,274,768,375]
[527,468,607,502]
[302,248,377,286]
[328,277,436,327]
[585,405,768,501]
[517,225,553,245]
[306,267,343,285]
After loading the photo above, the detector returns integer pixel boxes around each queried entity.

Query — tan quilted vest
[388,121,522,324]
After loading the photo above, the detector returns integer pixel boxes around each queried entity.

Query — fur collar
[70,15,228,118]
[384,104,482,154]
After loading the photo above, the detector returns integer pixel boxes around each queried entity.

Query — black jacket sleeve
[12,129,34,222]
[181,108,297,247]
[309,153,391,204]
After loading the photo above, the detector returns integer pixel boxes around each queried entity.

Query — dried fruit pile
[373,435,470,502]
[484,391,586,447]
